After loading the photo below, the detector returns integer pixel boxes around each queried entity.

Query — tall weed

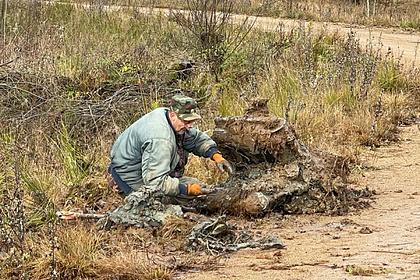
[52,123,91,186]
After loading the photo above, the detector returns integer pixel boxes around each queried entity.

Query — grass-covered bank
[1,1,419,279]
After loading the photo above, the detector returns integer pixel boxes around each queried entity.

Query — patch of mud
[190,99,372,215]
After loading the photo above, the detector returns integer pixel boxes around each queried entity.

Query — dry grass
[253,28,418,155]
[30,226,104,279]
[157,216,195,249]
[158,216,194,240]
[28,226,173,280]
[96,251,173,280]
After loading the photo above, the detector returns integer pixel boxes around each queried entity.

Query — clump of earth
[186,99,372,216]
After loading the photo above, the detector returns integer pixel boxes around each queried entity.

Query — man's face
[171,112,195,134]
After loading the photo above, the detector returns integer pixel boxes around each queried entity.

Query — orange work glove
[212,153,233,174]
[187,183,203,196]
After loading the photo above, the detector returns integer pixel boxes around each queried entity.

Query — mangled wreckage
[85,99,372,253]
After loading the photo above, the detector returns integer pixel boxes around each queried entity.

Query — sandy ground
[179,125,420,280]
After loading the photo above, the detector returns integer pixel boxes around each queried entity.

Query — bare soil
[179,125,420,280]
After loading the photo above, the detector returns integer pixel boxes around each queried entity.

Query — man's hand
[179,183,204,196]
[187,183,202,196]
[212,153,233,174]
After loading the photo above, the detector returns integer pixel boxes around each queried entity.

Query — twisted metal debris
[187,215,284,255]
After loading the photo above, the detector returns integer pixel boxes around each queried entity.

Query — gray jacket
[110,108,217,196]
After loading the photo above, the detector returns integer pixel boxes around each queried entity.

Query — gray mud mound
[190,99,372,215]
[100,188,183,228]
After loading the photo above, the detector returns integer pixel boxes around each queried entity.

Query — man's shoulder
[150,107,168,114]
[134,107,166,123]
[131,108,172,137]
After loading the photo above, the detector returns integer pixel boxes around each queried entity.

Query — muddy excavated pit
[186,99,372,216]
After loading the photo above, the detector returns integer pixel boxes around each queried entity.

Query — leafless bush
[170,0,256,81]
[0,69,176,144]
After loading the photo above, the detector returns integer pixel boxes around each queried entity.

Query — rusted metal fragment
[213,99,311,165]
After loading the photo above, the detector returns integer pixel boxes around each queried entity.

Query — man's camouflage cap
[169,94,202,121]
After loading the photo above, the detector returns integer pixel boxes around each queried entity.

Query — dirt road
[181,125,420,280]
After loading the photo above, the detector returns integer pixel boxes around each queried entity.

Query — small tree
[171,0,255,81]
